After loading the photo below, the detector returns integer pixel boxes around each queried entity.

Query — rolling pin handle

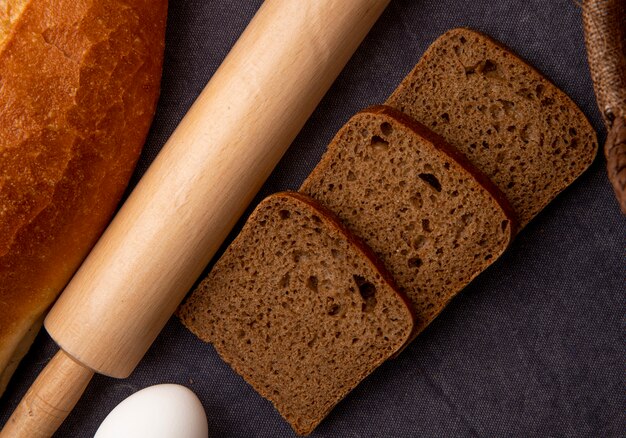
[0,350,94,438]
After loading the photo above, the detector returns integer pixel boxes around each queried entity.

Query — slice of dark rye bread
[179,192,414,436]
[300,106,516,338]
[386,27,598,228]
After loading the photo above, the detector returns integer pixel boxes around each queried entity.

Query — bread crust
[0,0,168,394]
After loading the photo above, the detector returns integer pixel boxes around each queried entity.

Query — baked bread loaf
[386,28,598,227]
[0,0,168,394]
[179,192,414,435]
[301,106,515,337]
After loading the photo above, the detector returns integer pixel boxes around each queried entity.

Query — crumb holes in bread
[516,88,534,100]
[380,122,393,136]
[520,125,530,142]
[326,297,341,316]
[410,193,423,209]
[421,219,432,232]
[306,275,318,292]
[464,64,476,75]
[461,213,473,225]
[418,173,442,192]
[535,84,545,97]
[477,59,500,79]
[489,105,503,120]
[292,250,308,263]
[327,303,340,316]
[279,273,290,288]
[279,209,290,219]
[407,257,422,269]
[501,220,509,232]
[370,135,389,154]
[412,235,427,250]
[353,275,377,312]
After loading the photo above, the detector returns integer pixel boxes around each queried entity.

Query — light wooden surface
[0,351,94,438]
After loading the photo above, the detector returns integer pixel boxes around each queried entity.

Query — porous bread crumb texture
[179,192,413,436]
[300,108,512,337]
[387,28,598,227]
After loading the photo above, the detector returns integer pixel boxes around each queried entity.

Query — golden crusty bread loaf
[0,0,168,394]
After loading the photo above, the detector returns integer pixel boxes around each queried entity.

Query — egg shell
[94,384,208,438]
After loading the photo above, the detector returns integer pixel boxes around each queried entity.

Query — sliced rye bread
[300,106,515,338]
[386,27,598,228]
[179,191,414,436]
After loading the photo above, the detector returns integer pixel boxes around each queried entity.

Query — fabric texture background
[1,1,624,437]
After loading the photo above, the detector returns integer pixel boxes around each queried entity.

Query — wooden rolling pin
[0,0,390,436]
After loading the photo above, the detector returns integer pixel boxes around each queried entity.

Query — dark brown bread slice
[386,27,598,227]
[179,192,414,436]
[300,106,515,338]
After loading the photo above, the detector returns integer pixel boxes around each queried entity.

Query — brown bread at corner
[179,192,414,435]
[387,28,598,227]
[0,0,168,394]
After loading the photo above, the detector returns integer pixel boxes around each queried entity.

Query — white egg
[94,384,208,438]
